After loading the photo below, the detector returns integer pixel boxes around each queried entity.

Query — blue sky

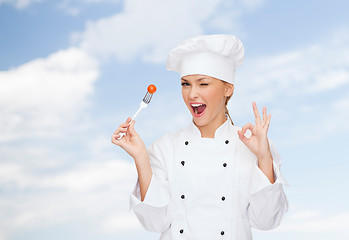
[1,0,349,239]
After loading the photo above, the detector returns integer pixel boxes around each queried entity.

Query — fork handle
[130,101,148,123]
[117,101,148,140]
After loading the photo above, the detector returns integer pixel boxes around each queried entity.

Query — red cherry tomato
[147,84,157,94]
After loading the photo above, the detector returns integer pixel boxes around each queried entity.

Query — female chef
[112,35,289,240]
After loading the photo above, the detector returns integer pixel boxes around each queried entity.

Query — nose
[189,85,199,100]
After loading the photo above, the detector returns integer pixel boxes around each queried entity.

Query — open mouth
[191,103,207,117]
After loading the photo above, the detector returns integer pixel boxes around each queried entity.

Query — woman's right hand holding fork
[111,117,148,160]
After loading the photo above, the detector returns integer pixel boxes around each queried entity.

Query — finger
[242,123,254,132]
[237,129,249,145]
[115,127,128,134]
[125,117,132,124]
[113,132,120,138]
[252,102,261,125]
[263,106,267,124]
[241,122,255,136]
[112,129,126,140]
[119,122,130,128]
[112,134,121,144]
[264,113,271,131]
[116,119,131,129]
[112,131,123,141]
[128,120,137,135]
[115,131,128,142]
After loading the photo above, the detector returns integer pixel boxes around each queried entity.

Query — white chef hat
[166,34,244,84]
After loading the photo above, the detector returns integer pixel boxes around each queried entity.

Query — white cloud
[236,43,349,101]
[321,92,349,133]
[0,159,138,234]
[0,163,31,189]
[62,0,120,4]
[76,0,217,62]
[0,159,135,192]
[101,213,141,233]
[279,210,349,233]
[225,29,349,145]
[231,29,349,107]
[288,210,321,221]
[57,0,121,16]
[253,208,349,240]
[0,0,42,9]
[40,160,134,191]
[0,0,120,10]
[0,47,99,142]
[240,0,266,11]
[74,0,269,63]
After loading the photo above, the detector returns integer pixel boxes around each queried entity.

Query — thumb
[237,130,248,145]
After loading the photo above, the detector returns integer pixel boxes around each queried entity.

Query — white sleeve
[247,139,289,230]
[129,138,172,233]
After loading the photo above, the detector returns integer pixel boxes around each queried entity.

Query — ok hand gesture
[237,102,272,161]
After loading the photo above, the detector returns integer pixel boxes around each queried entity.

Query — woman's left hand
[237,102,272,161]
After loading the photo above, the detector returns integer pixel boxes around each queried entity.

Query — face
[181,74,234,129]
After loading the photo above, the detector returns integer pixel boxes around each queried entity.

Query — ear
[224,83,234,97]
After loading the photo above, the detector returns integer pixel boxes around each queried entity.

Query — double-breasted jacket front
[130,119,289,240]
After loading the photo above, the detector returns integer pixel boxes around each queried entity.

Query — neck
[194,112,227,138]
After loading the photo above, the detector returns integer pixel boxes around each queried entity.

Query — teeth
[191,103,204,107]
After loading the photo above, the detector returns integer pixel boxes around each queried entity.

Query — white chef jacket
[129,118,289,240]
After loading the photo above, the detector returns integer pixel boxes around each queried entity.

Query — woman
[112,35,289,240]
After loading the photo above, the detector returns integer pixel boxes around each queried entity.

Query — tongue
[197,105,206,114]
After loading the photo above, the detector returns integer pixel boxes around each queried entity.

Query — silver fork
[117,91,153,140]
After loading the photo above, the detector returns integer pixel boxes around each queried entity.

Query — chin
[192,116,209,127]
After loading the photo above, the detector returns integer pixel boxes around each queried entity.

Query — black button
[223,163,227,167]
[221,231,225,235]
[181,161,185,166]
[180,229,184,234]
[221,196,225,201]
[225,140,229,144]
[181,195,185,199]
[185,141,189,145]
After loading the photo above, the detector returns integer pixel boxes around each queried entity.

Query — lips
[191,103,207,117]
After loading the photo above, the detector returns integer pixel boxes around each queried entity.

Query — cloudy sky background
[1,0,349,239]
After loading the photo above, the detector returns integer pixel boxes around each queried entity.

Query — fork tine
[143,92,153,104]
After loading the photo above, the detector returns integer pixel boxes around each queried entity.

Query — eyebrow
[181,77,207,82]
